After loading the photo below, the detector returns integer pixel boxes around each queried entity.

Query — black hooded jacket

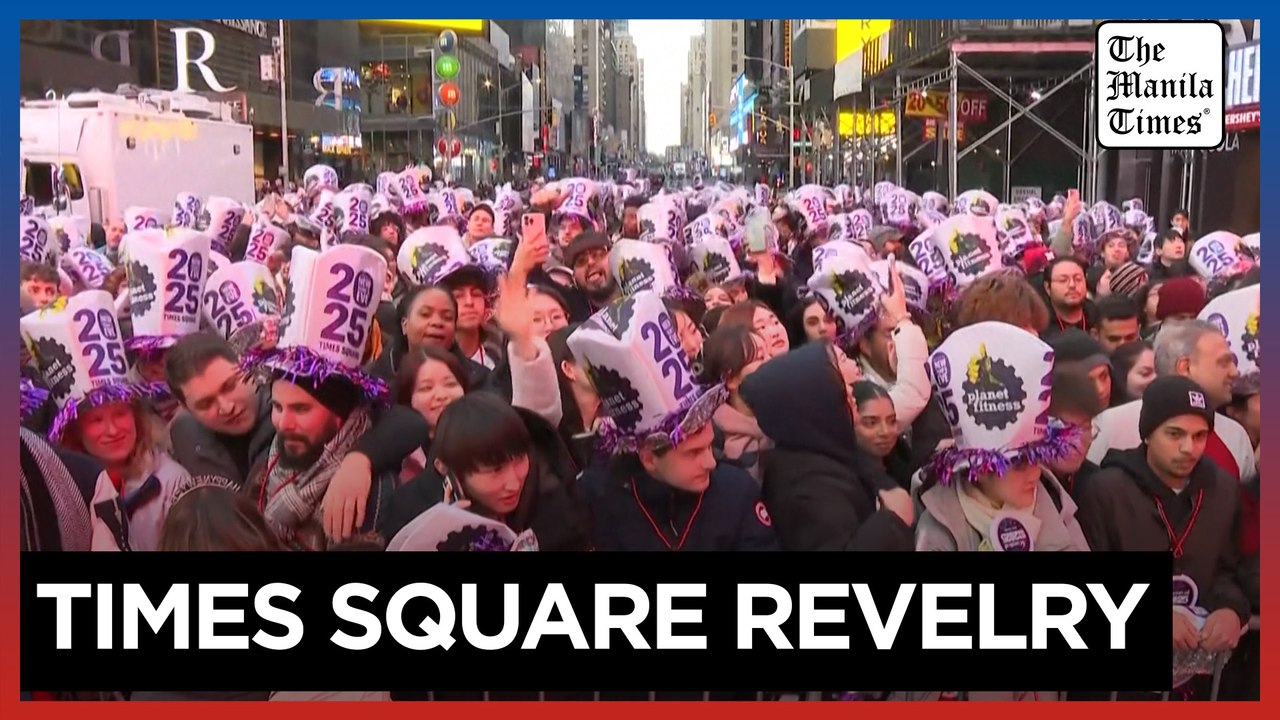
[740,342,913,551]
[1076,446,1250,623]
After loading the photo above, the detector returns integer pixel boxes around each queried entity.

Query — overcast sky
[627,20,703,155]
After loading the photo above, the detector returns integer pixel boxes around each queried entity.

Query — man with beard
[616,195,647,240]
[1040,256,1096,341]
[563,231,620,322]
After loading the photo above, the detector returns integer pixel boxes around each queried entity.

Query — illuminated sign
[363,20,486,34]
[1225,39,1260,130]
[838,108,896,137]
[836,20,892,61]
[905,91,989,122]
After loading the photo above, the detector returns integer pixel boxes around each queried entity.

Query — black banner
[21,552,1172,693]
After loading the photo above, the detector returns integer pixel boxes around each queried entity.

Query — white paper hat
[915,207,949,230]
[1241,232,1260,256]
[397,226,471,286]
[1190,231,1250,279]
[638,201,679,242]
[826,214,854,243]
[430,189,465,220]
[882,189,918,228]
[20,290,167,440]
[208,250,230,277]
[566,290,728,453]
[554,177,598,225]
[683,212,731,245]
[921,191,950,214]
[1090,201,1123,236]
[249,244,387,400]
[391,169,429,214]
[908,227,951,288]
[19,215,56,265]
[49,215,90,252]
[609,239,679,298]
[807,240,882,340]
[172,192,203,229]
[20,194,34,216]
[375,171,399,198]
[203,261,282,347]
[932,214,1002,287]
[369,193,397,221]
[62,247,114,289]
[954,189,999,217]
[790,186,832,235]
[1122,197,1144,214]
[1071,212,1097,255]
[873,181,898,208]
[926,321,1077,484]
[334,184,374,235]
[122,228,212,352]
[995,205,1042,257]
[754,183,771,206]
[467,238,514,275]
[870,259,931,314]
[303,164,338,195]
[847,209,875,241]
[690,235,745,284]
[124,206,162,232]
[244,221,291,266]
[388,502,538,552]
[309,189,338,231]
[1198,285,1260,393]
[203,196,246,254]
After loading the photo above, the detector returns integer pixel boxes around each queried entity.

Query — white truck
[20,88,255,227]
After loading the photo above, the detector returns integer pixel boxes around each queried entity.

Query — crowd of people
[18,163,1260,700]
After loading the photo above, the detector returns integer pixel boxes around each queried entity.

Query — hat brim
[925,419,1082,486]
[48,380,171,442]
[241,345,389,404]
[596,383,730,457]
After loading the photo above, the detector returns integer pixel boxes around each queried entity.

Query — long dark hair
[158,485,283,551]
[434,393,540,531]
[1109,340,1153,405]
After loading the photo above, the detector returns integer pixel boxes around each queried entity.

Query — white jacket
[858,320,932,427]
[509,336,564,427]
[1088,399,1256,480]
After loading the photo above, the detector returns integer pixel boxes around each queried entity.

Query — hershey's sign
[1225,40,1260,131]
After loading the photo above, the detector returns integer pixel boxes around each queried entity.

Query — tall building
[615,30,642,159]
[704,20,744,135]
[637,58,646,153]
[682,34,707,158]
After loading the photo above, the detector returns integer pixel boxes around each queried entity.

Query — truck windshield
[24,162,85,206]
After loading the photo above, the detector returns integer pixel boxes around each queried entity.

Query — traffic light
[434,30,460,161]
[709,111,717,126]
[792,127,801,142]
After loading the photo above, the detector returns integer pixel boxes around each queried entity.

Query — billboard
[362,20,486,34]
[834,20,891,99]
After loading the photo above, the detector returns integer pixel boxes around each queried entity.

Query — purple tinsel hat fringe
[124,334,181,357]
[48,380,171,442]
[20,378,50,420]
[595,383,730,457]
[926,419,1083,486]
[240,345,389,404]
[662,283,703,305]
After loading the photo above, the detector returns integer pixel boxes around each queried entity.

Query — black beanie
[288,374,363,419]
[1139,375,1215,440]
[1049,329,1110,373]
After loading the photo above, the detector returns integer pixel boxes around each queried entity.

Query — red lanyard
[257,454,300,512]
[631,478,704,551]
[1153,489,1205,558]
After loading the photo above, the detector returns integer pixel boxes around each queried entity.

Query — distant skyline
[627,20,703,155]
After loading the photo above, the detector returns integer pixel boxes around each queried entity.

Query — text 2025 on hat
[567,290,728,455]
[20,291,169,440]
[240,244,388,402]
[925,321,1080,485]
[122,228,212,355]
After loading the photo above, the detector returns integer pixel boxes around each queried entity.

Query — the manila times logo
[1096,21,1226,149]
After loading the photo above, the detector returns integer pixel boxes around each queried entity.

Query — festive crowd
[18,165,1260,700]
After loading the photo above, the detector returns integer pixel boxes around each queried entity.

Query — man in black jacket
[1076,376,1248,656]
[164,332,426,491]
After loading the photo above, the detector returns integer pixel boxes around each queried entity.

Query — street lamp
[741,55,797,187]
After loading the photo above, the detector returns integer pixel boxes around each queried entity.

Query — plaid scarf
[20,428,93,552]
[256,407,372,549]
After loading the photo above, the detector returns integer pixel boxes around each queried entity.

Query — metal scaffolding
[860,37,1103,202]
